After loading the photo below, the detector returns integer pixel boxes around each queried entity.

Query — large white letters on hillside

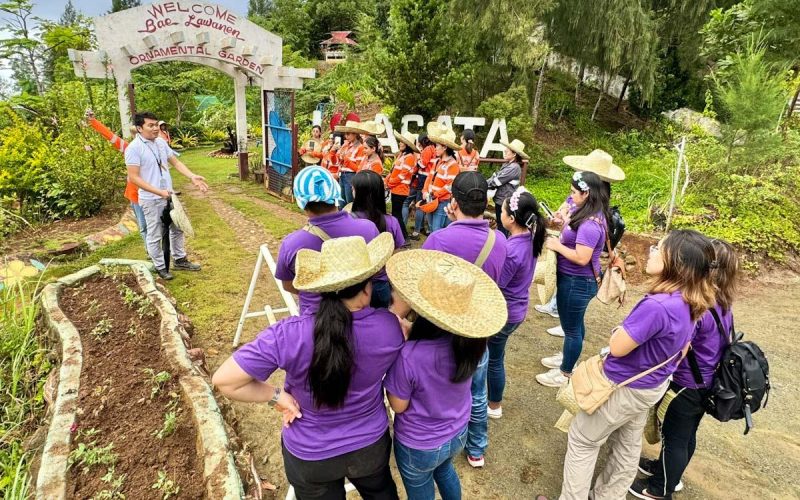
[375,115,509,157]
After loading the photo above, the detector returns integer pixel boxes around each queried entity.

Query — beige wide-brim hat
[387,250,508,338]
[294,233,395,293]
[499,139,530,160]
[426,122,461,150]
[563,149,626,183]
[334,120,364,134]
[394,130,419,152]
[301,153,320,164]
[532,231,558,304]
[170,194,194,238]
[350,120,386,136]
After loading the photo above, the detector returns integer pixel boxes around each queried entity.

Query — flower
[508,186,527,212]
[0,260,39,288]
[572,171,590,192]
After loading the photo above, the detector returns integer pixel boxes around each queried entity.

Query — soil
[59,274,204,500]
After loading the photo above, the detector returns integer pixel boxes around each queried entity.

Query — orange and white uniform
[318,139,340,177]
[418,144,436,176]
[87,117,138,204]
[359,154,384,174]
[385,152,418,196]
[340,140,365,174]
[423,156,459,201]
[456,148,479,172]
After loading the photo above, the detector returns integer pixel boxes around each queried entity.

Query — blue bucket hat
[293,166,343,210]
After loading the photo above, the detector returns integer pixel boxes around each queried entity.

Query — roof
[320,31,357,47]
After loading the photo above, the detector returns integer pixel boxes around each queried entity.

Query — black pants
[390,193,408,240]
[648,382,707,496]
[495,201,509,237]
[282,431,398,500]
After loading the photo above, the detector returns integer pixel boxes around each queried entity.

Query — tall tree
[248,0,273,18]
[59,0,78,25]
[0,0,44,95]
[110,0,141,13]
[249,0,312,55]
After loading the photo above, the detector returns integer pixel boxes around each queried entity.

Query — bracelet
[268,386,282,407]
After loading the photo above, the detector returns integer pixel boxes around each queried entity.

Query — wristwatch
[268,386,282,407]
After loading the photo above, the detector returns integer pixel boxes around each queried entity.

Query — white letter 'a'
[480,118,509,157]
[375,114,398,153]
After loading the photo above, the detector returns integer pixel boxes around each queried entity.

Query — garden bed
[35,262,242,500]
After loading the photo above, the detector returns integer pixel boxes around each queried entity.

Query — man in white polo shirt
[125,112,209,280]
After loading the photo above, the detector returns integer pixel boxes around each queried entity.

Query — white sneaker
[487,406,502,419]
[536,368,568,387]
[547,326,565,337]
[534,304,559,319]
[541,352,563,369]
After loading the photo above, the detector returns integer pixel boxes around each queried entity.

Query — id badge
[159,178,168,190]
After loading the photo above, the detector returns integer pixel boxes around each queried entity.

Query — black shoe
[629,479,670,499]
[156,268,174,280]
[174,258,201,271]
[638,457,656,477]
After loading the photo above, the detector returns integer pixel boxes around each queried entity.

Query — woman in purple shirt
[487,188,547,419]
[537,171,610,388]
[351,169,406,308]
[213,234,403,500]
[384,249,507,500]
[632,239,739,499]
[559,229,716,500]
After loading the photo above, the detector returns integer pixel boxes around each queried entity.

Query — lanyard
[139,135,164,174]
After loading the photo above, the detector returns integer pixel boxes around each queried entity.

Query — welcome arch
[68,1,314,179]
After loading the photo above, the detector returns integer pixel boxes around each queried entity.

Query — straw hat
[394,130,419,153]
[426,122,461,150]
[562,149,625,183]
[301,152,320,164]
[387,250,508,338]
[334,120,364,134]
[170,194,194,238]
[350,120,386,136]
[293,233,395,293]
[532,232,558,304]
[499,139,530,160]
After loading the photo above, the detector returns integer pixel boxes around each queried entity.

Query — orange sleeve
[89,118,128,152]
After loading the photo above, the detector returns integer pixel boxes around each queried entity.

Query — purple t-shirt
[384,337,471,449]
[557,215,605,277]
[673,305,732,388]
[232,308,404,460]
[422,219,507,283]
[499,234,536,324]
[353,211,405,282]
[276,210,380,314]
[603,291,694,389]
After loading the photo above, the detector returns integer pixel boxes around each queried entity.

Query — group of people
[211,119,740,500]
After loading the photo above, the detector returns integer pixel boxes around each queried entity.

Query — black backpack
[609,206,625,250]
[688,309,770,435]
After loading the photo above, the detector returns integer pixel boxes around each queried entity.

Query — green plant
[151,471,180,499]
[90,318,113,340]
[172,130,199,149]
[143,369,171,400]
[68,442,117,475]
[152,410,178,440]
[118,283,155,318]
[92,466,126,500]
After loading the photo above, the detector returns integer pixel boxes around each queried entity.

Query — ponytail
[407,316,487,383]
[365,135,384,162]
[503,190,547,258]
[308,280,369,408]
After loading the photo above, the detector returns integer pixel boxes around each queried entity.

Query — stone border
[36,260,243,500]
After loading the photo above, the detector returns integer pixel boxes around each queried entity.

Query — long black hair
[417,132,432,149]
[364,135,384,162]
[503,190,547,258]
[308,279,369,408]
[351,170,387,232]
[407,316,487,383]
[569,171,611,234]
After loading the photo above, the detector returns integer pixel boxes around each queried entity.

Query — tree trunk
[575,63,585,105]
[616,76,631,112]
[591,84,604,121]
[532,58,547,127]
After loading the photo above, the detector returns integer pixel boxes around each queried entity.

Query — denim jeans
[394,426,468,500]
[487,321,523,403]
[340,171,355,205]
[371,279,392,309]
[402,174,427,233]
[465,349,488,458]
[556,272,598,374]
[131,202,147,241]
[429,199,451,232]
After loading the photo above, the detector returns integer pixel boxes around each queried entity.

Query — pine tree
[59,0,78,25]
[110,0,142,13]
[248,0,273,18]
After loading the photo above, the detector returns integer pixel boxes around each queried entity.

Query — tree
[41,1,93,87]
[59,0,78,25]
[0,0,44,95]
[249,0,312,55]
[305,0,373,56]
[248,0,273,18]
[110,0,141,12]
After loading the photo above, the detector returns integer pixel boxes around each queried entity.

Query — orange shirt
[359,154,384,174]
[318,139,340,176]
[385,152,418,196]
[423,156,459,201]
[341,141,365,173]
[418,145,436,176]
[457,148,480,172]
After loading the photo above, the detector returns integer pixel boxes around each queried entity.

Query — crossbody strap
[474,229,496,267]
[303,224,332,241]
[617,351,681,388]
[708,308,732,344]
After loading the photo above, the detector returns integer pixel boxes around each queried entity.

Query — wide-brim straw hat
[293,233,395,293]
[170,194,194,238]
[394,130,419,152]
[334,120,364,134]
[563,149,625,183]
[499,139,530,160]
[532,231,558,304]
[426,122,461,150]
[387,249,508,338]
[350,120,386,137]
[301,153,320,164]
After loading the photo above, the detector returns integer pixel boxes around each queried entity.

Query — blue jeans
[402,175,427,233]
[394,426,468,500]
[340,171,355,205]
[556,272,598,374]
[465,349,488,458]
[371,279,392,309]
[429,199,451,232]
[487,321,523,403]
[131,202,147,241]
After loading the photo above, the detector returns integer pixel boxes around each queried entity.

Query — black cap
[452,171,488,203]
[462,129,476,141]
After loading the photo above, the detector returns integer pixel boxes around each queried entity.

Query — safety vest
[456,148,479,172]
[423,156,459,201]
[359,154,383,174]
[386,152,418,196]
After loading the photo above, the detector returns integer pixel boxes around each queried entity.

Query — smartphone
[540,201,555,220]
[335,136,342,146]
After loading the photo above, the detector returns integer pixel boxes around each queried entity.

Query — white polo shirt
[124,134,177,202]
